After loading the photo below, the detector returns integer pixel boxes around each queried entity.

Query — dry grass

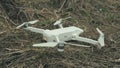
[0,0,120,68]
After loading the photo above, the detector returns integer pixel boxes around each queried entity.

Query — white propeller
[96,28,104,36]
[27,20,39,24]
[54,19,62,26]
[96,28,105,48]
[16,23,26,29]
[16,20,39,29]
[54,17,71,26]
[33,42,58,47]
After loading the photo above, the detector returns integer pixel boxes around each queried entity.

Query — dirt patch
[0,0,120,68]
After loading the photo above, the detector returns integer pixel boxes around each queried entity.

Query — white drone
[16,18,105,52]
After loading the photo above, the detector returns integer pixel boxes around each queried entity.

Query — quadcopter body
[16,18,105,52]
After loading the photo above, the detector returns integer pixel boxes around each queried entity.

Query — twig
[0,49,29,56]
[58,0,67,12]
[0,3,17,26]
[0,31,7,35]
[5,48,21,51]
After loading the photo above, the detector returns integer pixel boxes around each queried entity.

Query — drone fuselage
[17,19,105,52]
[43,26,84,42]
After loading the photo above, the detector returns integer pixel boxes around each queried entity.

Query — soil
[0,0,120,68]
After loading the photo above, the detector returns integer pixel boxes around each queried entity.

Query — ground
[0,0,120,68]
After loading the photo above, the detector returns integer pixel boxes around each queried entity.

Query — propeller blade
[27,20,39,24]
[96,28,105,48]
[54,19,62,25]
[96,28,104,36]
[63,16,71,20]
[16,23,26,29]
[33,42,58,47]
[54,17,71,25]
[16,20,39,29]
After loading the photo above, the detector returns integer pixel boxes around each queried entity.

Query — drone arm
[24,27,44,34]
[33,42,58,47]
[72,36,99,45]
